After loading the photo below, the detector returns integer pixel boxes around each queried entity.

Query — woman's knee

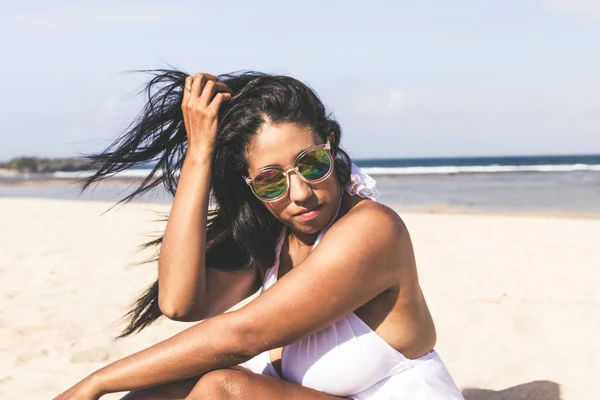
[119,376,199,400]
[187,369,250,400]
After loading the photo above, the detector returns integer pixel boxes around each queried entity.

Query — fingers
[182,73,219,135]
[179,73,232,151]
[182,76,192,135]
[183,76,193,99]
[199,81,232,106]
[186,73,231,106]
[208,91,233,114]
[190,73,211,101]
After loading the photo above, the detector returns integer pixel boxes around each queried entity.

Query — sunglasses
[244,140,334,202]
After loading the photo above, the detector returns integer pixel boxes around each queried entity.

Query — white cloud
[388,88,409,112]
[3,2,186,30]
[542,0,600,20]
[360,87,412,116]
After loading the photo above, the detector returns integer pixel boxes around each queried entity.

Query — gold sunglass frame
[243,140,333,202]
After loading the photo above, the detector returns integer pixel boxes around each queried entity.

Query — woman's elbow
[224,312,268,358]
[158,298,205,322]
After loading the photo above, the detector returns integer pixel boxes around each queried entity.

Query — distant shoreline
[2,153,600,176]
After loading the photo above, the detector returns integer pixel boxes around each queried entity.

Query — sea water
[1,154,599,216]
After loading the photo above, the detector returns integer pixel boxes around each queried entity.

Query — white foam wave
[360,164,600,175]
[45,163,600,179]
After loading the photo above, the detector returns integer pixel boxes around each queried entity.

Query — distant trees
[0,157,99,173]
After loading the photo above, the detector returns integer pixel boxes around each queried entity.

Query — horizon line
[2,152,600,164]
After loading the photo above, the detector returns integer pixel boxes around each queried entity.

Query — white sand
[1,198,598,399]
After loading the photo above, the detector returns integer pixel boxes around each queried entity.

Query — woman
[55,70,464,399]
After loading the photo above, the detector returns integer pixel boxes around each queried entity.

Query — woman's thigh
[120,367,348,400]
[119,376,199,400]
[188,367,348,399]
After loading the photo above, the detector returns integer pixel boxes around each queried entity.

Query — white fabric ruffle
[344,163,380,201]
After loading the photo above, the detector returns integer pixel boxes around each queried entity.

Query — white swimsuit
[242,165,464,399]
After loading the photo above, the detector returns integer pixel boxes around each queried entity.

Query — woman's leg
[188,367,348,399]
[120,367,348,400]
[119,376,199,400]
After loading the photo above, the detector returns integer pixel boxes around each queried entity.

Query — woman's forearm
[157,152,213,318]
[92,314,251,396]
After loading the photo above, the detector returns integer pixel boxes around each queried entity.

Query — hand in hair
[182,73,232,157]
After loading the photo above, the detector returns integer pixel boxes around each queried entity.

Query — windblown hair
[77,69,353,338]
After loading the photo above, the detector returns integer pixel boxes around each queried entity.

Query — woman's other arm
[158,73,257,321]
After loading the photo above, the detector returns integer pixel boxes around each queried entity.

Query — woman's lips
[295,205,321,221]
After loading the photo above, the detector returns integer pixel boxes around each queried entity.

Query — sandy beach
[1,197,598,399]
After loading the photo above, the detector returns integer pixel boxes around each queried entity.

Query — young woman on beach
[54,71,464,399]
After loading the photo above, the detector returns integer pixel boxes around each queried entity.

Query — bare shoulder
[316,198,410,271]
[338,198,408,241]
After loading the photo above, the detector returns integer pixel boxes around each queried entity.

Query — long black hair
[77,69,353,338]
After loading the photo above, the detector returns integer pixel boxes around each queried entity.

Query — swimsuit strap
[261,231,287,290]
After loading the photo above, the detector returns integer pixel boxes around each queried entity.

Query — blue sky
[1,0,599,160]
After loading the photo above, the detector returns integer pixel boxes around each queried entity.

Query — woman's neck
[287,192,348,248]
[287,229,319,248]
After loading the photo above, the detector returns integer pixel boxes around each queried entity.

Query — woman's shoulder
[334,195,408,241]
[315,196,410,280]
[345,195,405,225]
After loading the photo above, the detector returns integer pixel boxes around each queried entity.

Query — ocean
[1,154,599,216]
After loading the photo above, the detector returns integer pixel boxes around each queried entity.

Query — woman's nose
[288,173,314,203]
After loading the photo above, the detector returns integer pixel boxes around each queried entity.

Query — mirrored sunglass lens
[297,149,331,180]
[253,169,287,199]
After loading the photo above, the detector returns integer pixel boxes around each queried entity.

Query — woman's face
[246,122,341,236]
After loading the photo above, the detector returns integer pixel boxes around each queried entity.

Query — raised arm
[158,73,257,321]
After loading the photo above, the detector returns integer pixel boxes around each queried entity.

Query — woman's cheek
[265,201,292,222]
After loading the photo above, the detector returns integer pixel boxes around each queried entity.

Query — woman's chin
[289,206,334,234]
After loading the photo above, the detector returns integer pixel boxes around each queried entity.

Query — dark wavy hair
[77,69,353,338]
